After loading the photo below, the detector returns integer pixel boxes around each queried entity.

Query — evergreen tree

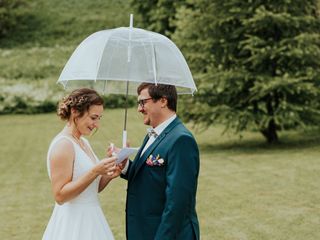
[173,0,320,143]
[130,0,187,36]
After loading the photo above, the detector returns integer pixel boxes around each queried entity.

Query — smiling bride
[42,88,120,240]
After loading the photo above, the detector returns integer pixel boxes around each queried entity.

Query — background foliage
[175,0,320,143]
[132,0,320,143]
[0,0,136,114]
[1,0,320,143]
[0,0,28,39]
[130,0,185,37]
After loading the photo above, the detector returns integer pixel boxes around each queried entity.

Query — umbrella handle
[122,130,127,148]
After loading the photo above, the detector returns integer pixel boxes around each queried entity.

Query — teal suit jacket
[121,117,200,240]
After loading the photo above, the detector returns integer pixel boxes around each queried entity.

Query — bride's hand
[93,157,117,176]
[105,165,122,179]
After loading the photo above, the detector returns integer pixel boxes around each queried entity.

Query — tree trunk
[260,119,279,144]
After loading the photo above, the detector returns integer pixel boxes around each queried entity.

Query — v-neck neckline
[61,134,97,165]
[75,137,97,165]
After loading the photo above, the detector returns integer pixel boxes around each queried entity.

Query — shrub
[0,87,136,115]
[0,0,28,39]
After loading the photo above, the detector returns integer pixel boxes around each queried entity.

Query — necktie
[147,128,158,138]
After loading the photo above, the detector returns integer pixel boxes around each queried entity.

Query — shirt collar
[153,114,177,136]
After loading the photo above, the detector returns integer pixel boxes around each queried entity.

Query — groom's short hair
[137,83,177,112]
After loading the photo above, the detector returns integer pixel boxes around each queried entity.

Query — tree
[173,0,320,143]
[130,0,187,37]
[0,0,26,39]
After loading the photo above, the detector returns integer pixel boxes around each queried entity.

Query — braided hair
[57,88,104,121]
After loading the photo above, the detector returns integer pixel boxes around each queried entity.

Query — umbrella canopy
[58,28,196,95]
[57,15,196,146]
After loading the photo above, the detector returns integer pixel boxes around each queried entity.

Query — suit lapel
[128,134,149,180]
[130,118,182,181]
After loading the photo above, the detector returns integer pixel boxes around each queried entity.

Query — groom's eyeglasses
[137,98,153,108]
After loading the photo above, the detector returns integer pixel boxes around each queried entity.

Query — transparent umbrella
[57,15,196,146]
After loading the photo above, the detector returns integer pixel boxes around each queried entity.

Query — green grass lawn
[0,110,319,239]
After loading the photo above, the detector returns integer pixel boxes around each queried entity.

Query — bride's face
[73,105,104,136]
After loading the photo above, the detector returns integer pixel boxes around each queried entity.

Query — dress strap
[46,134,76,179]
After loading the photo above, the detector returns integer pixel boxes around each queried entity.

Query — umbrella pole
[123,14,133,148]
[123,81,129,148]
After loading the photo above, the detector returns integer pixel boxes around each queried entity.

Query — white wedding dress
[42,135,114,240]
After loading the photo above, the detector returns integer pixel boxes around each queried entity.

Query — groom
[120,83,200,240]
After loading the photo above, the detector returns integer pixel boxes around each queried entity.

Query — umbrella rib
[149,37,158,85]
[152,42,158,85]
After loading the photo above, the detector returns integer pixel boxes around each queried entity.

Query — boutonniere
[146,154,165,166]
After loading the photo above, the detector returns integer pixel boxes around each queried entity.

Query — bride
[42,88,119,240]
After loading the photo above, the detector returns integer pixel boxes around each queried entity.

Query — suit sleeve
[120,160,133,180]
[154,134,199,239]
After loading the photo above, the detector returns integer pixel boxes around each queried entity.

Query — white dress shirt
[141,114,176,156]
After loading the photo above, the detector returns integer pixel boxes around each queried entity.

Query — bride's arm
[50,139,116,205]
[98,165,122,192]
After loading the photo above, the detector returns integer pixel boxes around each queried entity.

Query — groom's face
[137,88,162,128]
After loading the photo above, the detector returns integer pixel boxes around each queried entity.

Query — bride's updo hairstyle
[57,88,104,121]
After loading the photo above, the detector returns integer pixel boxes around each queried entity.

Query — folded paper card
[115,147,139,164]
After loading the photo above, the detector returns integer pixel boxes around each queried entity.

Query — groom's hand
[117,158,128,170]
